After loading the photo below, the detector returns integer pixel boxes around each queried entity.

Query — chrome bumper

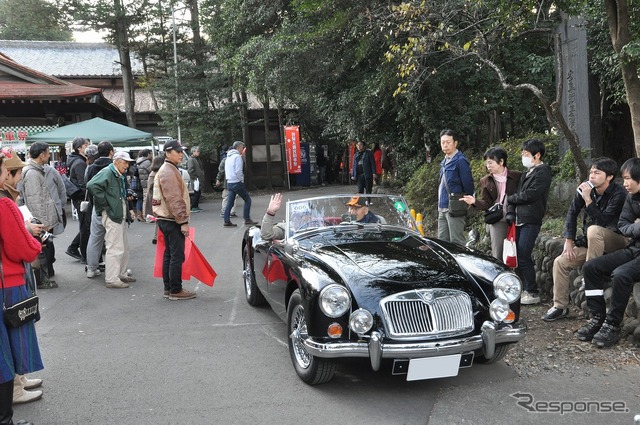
[302,321,526,371]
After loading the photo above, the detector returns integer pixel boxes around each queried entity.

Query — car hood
[305,233,474,312]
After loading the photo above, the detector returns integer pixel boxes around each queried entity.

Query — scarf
[493,167,508,205]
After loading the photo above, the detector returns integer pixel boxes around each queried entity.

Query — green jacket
[87,163,128,224]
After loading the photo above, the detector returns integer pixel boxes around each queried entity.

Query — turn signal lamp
[327,323,343,338]
[504,310,516,324]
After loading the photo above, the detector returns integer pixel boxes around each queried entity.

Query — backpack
[61,173,82,199]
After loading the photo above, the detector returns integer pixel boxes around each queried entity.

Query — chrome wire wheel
[290,304,311,369]
[243,254,252,297]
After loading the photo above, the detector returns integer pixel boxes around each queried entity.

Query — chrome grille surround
[380,289,474,340]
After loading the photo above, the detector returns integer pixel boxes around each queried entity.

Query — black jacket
[563,182,627,240]
[67,152,88,199]
[506,163,552,226]
[618,192,640,248]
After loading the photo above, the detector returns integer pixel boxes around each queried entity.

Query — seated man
[261,193,286,241]
[543,157,628,322]
[576,157,640,347]
[345,196,380,223]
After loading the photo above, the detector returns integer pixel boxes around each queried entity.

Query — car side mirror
[284,239,299,255]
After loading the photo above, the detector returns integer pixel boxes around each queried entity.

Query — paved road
[16,186,640,424]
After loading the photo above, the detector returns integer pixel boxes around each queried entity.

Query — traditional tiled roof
[0,40,143,78]
[0,53,102,100]
[102,88,157,113]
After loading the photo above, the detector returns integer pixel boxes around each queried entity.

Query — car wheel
[243,249,265,306]
[287,289,335,385]
[475,344,510,364]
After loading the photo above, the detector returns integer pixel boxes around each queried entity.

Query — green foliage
[0,0,72,41]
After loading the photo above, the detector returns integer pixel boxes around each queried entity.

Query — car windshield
[285,194,416,239]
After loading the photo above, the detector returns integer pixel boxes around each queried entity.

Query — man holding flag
[152,140,196,301]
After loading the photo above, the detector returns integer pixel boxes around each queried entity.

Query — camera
[126,189,139,200]
[577,181,595,195]
[30,217,53,243]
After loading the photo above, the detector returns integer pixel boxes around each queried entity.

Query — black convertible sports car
[242,194,526,384]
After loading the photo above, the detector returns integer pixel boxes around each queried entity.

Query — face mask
[522,156,534,168]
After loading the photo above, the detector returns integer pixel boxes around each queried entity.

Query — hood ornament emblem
[417,290,433,303]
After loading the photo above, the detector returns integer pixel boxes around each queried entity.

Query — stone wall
[534,235,640,344]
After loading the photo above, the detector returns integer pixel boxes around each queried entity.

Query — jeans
[86,207,106,272]
[515,224,541,294]
[157,220,185,293]
[225,182,251,222]
[583,248,640,325]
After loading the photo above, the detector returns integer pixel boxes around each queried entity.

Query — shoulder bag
[1,240,40,328]
[484,195,505,225]
[442,175,468,217]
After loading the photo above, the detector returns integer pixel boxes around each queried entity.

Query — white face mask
[522,156,534,169]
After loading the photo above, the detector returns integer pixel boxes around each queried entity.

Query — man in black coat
[65,137,90,262]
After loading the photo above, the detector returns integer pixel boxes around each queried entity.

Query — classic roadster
[242,194,525,384]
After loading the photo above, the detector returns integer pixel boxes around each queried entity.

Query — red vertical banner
[348,142,356,176]
[285,125,302,174]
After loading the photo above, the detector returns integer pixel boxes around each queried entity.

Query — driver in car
[345,196,381,223]
[261,193,286,241]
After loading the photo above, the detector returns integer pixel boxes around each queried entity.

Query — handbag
[484,195,505,225]
[502,223,518,268]
[447,193,468,217]
[1,242,39,328]
[442,176,468,217]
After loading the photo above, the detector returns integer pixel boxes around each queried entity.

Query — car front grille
[380,289,474,339]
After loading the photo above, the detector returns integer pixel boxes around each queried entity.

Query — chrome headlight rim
[319,284,352,318]
[493,271,522,303]
[349,308,374,335]
[489,298,510,322]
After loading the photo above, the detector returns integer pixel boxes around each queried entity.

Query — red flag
[184,239,216,286]
[261,253,288,283]
[153,227,216,285]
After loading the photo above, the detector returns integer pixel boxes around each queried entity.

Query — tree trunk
[187,0,208,109]
[605,0,640,156]
[262,98,273,190]
[277,104,287,187]
[238,90,252,185]
[114,0,136,128]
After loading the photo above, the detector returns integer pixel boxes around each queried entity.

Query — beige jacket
[152,161,190,225]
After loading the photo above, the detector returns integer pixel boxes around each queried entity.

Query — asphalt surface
[15,185,640,425]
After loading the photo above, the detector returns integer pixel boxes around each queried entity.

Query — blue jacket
[351,149,376,179]
[438,150,474,209]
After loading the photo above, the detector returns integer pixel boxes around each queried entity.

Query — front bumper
[302,320,526,371]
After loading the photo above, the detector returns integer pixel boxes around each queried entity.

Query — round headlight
[493,272,522,303]
[319,285,351,318]
[349,309,374,334]
[489,299,510,322]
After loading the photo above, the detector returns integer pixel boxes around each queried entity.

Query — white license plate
[406,354,461,381]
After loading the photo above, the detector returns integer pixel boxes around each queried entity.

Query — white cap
[113,151,134,162]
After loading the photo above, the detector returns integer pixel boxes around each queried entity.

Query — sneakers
[592,322,620,348]
[105,281,129,288]
[13,388,42,404]
[223,222,237,227]
[244,219,258,226]
[87,269,102,278]
[163,290,170,299]
[520,291,541,305]
[21,376,42,390]
[542,306,569,322]
[191,207,202,213]
[576,315,605,341]
[119,275,136,283]
[65,248,82,261]
[168,289,196,300]
[230,212,237,217]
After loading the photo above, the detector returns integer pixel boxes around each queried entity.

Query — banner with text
[284,125,301,174]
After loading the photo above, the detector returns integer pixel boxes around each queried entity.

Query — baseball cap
[3,151,28,170]
[163,140,184,153]
[345,196,364,207]
[113,151,134,162]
